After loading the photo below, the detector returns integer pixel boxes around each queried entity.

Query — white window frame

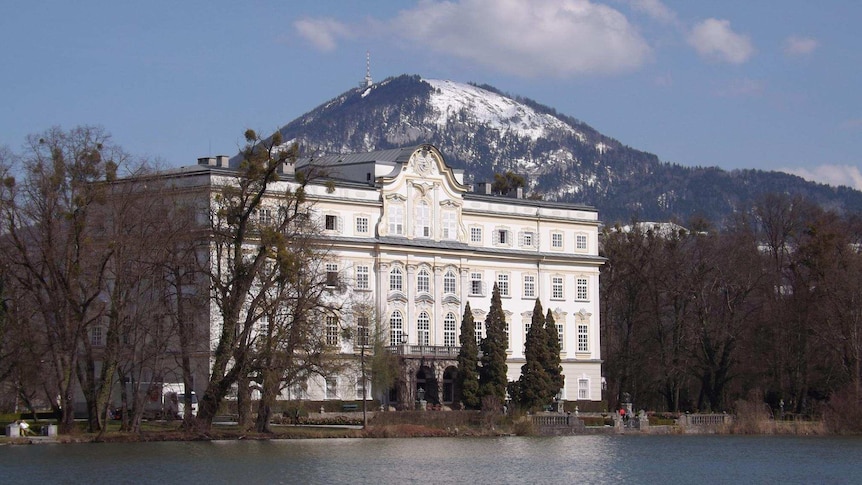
[390,267,403,292]
[389,310,404,346]
[576,277,588,301]
[551,275,564,300]
[325,263,339,288]
[415,200,431,238]
[417,268,431,293]
[578,378,590,400]
[443,270,457,294]
[475,320,484,345]
[442,210,458,240]
[551,232,564,250]
[578,324,589,352]
[417,311,430,345]
[325,377,338,400]
[470,226,483,244]
[523,274,536,299]
[443,313,457,347]
[576,233,588,251]
[388,204,404,236]
[470,272,484,296]
[326,316,339,347]
[355,265,370,290]
[355,216,369,235]
[497,273,510,297]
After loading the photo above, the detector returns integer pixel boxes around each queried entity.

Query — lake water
[2,435,861,484]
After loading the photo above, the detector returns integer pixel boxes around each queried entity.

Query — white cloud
[782,165,862,191]
[294,17,351,52]
[390,0,653,77]
[687,18,754,64]
[625,0,676,23]
[783,36,819,56]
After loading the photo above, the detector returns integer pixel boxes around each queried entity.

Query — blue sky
[2,1,860,189]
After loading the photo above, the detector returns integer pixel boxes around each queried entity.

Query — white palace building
[172,144,604,410]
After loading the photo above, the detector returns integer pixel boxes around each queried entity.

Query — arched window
[444,313,457,346]
[417,311,430,345]
[389,310,404,346]
[443,270,456,294]
[417,268,430,293]
[390,267,403,292]
[415,200,431,238]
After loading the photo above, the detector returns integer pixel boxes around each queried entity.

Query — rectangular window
[497,273,510,297]
[578,324,589,352]
[326,316,339,346]
[356,217,369,234]
[552,276,564,300]
[91,326,103,346]
[576,277,588,301]
[355,265,369,290]
[326,263,338,287]
[356,378,368,400]
[470,272,483,296]
[475,320,484,345]
[357,316,370,347]
[325,214,337,231]
[417,316,430,346]
[388,205,404,235]
[442,211,457,240]
[523,274,536,298]
[558,323,564,349]
[444,314,457,347]
[470,227,483,243]
[497,229,508,245]
[443,271,456,294]
[522,231,534,247]
[578,378,589,400]
[552,232,563,249]
[325,378,338,400]
[258,208,273,227]
[576,234,588,250]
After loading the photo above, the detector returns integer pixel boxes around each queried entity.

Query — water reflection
[1,435,860,484]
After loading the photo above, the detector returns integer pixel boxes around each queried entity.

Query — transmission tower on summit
[360,51,372,88]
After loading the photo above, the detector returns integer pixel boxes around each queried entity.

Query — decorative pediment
[415,294,435,304]
[440,199,462,208]
[387,291,408,303]
[442,295,461,306]
[411,180,436,196]
[385,193,407,202]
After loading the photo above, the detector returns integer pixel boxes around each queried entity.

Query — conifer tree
[545,309,564,399]
[512,299,553,411]
[479,283,509,403]
[456,302,480,409]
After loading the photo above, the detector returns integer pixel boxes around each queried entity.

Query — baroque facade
[165,144,604,409]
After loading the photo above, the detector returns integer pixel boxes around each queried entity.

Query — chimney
[281,161,295,176]
[516,187,524,199]
[198,157,216,166]
[216,155,230,168]
[474,182,492,195]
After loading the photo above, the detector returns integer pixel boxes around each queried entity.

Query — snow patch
[425,79,581,141]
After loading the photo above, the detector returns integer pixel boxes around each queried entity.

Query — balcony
[386,344,460,358]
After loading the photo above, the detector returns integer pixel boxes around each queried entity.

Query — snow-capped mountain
[271,75,862,224]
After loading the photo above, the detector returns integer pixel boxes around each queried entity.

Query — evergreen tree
[512,299,553,411]
[456,302,481,409]
[479,283,509,404]
[545,309,564,398]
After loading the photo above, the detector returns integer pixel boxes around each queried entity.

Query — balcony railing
[386,344,461,358]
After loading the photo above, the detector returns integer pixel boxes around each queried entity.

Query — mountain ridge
[270,74,862,224]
